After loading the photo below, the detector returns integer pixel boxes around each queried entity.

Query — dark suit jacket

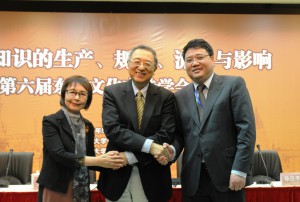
[173,74,256,197]
[37,109,95,194]
[98,80,176,202]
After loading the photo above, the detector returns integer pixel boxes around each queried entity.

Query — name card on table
[280,173,300,186]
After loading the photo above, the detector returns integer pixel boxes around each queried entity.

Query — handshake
[150,143,174,166]
[92,142,174,170]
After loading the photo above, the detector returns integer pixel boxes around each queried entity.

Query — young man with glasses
[160,39,256,202]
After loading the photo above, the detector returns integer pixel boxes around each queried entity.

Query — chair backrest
[0,152,34,184]
[252,150,283,182]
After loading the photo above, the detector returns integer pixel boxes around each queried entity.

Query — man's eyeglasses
[185,55,210,64]
[129,60,154,69]
[66,90,88,98]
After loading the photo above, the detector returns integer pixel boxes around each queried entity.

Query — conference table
[1,182,300,202]
[246,182,300,202]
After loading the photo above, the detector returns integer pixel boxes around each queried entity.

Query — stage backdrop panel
[1,12,300,177]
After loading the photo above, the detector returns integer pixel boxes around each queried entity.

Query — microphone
[256,144,269,177]
[255,144,271,184]
[0,149,13,188]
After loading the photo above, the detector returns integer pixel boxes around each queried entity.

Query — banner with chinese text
[1,12,300,177]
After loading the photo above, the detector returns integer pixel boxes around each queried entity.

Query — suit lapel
[84,120,91,147]
[184,84,201,128]
[122,80,139,131]
[141,83,158,132]
[199,74,223,132]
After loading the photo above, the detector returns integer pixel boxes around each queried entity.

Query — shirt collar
[132,82,149,99]
[193,72,214,91]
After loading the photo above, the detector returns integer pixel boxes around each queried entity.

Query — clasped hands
[96,151,124,170]
[150,143,174,166]
[97,142,174,169]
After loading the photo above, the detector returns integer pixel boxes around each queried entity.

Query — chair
[251,150,283,183]
[0,152,34,185]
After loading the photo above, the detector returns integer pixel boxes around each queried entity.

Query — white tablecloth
[0,184,98,192]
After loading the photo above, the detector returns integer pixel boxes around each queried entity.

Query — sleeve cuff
[231,170,247,178]
[142,139,154,153]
